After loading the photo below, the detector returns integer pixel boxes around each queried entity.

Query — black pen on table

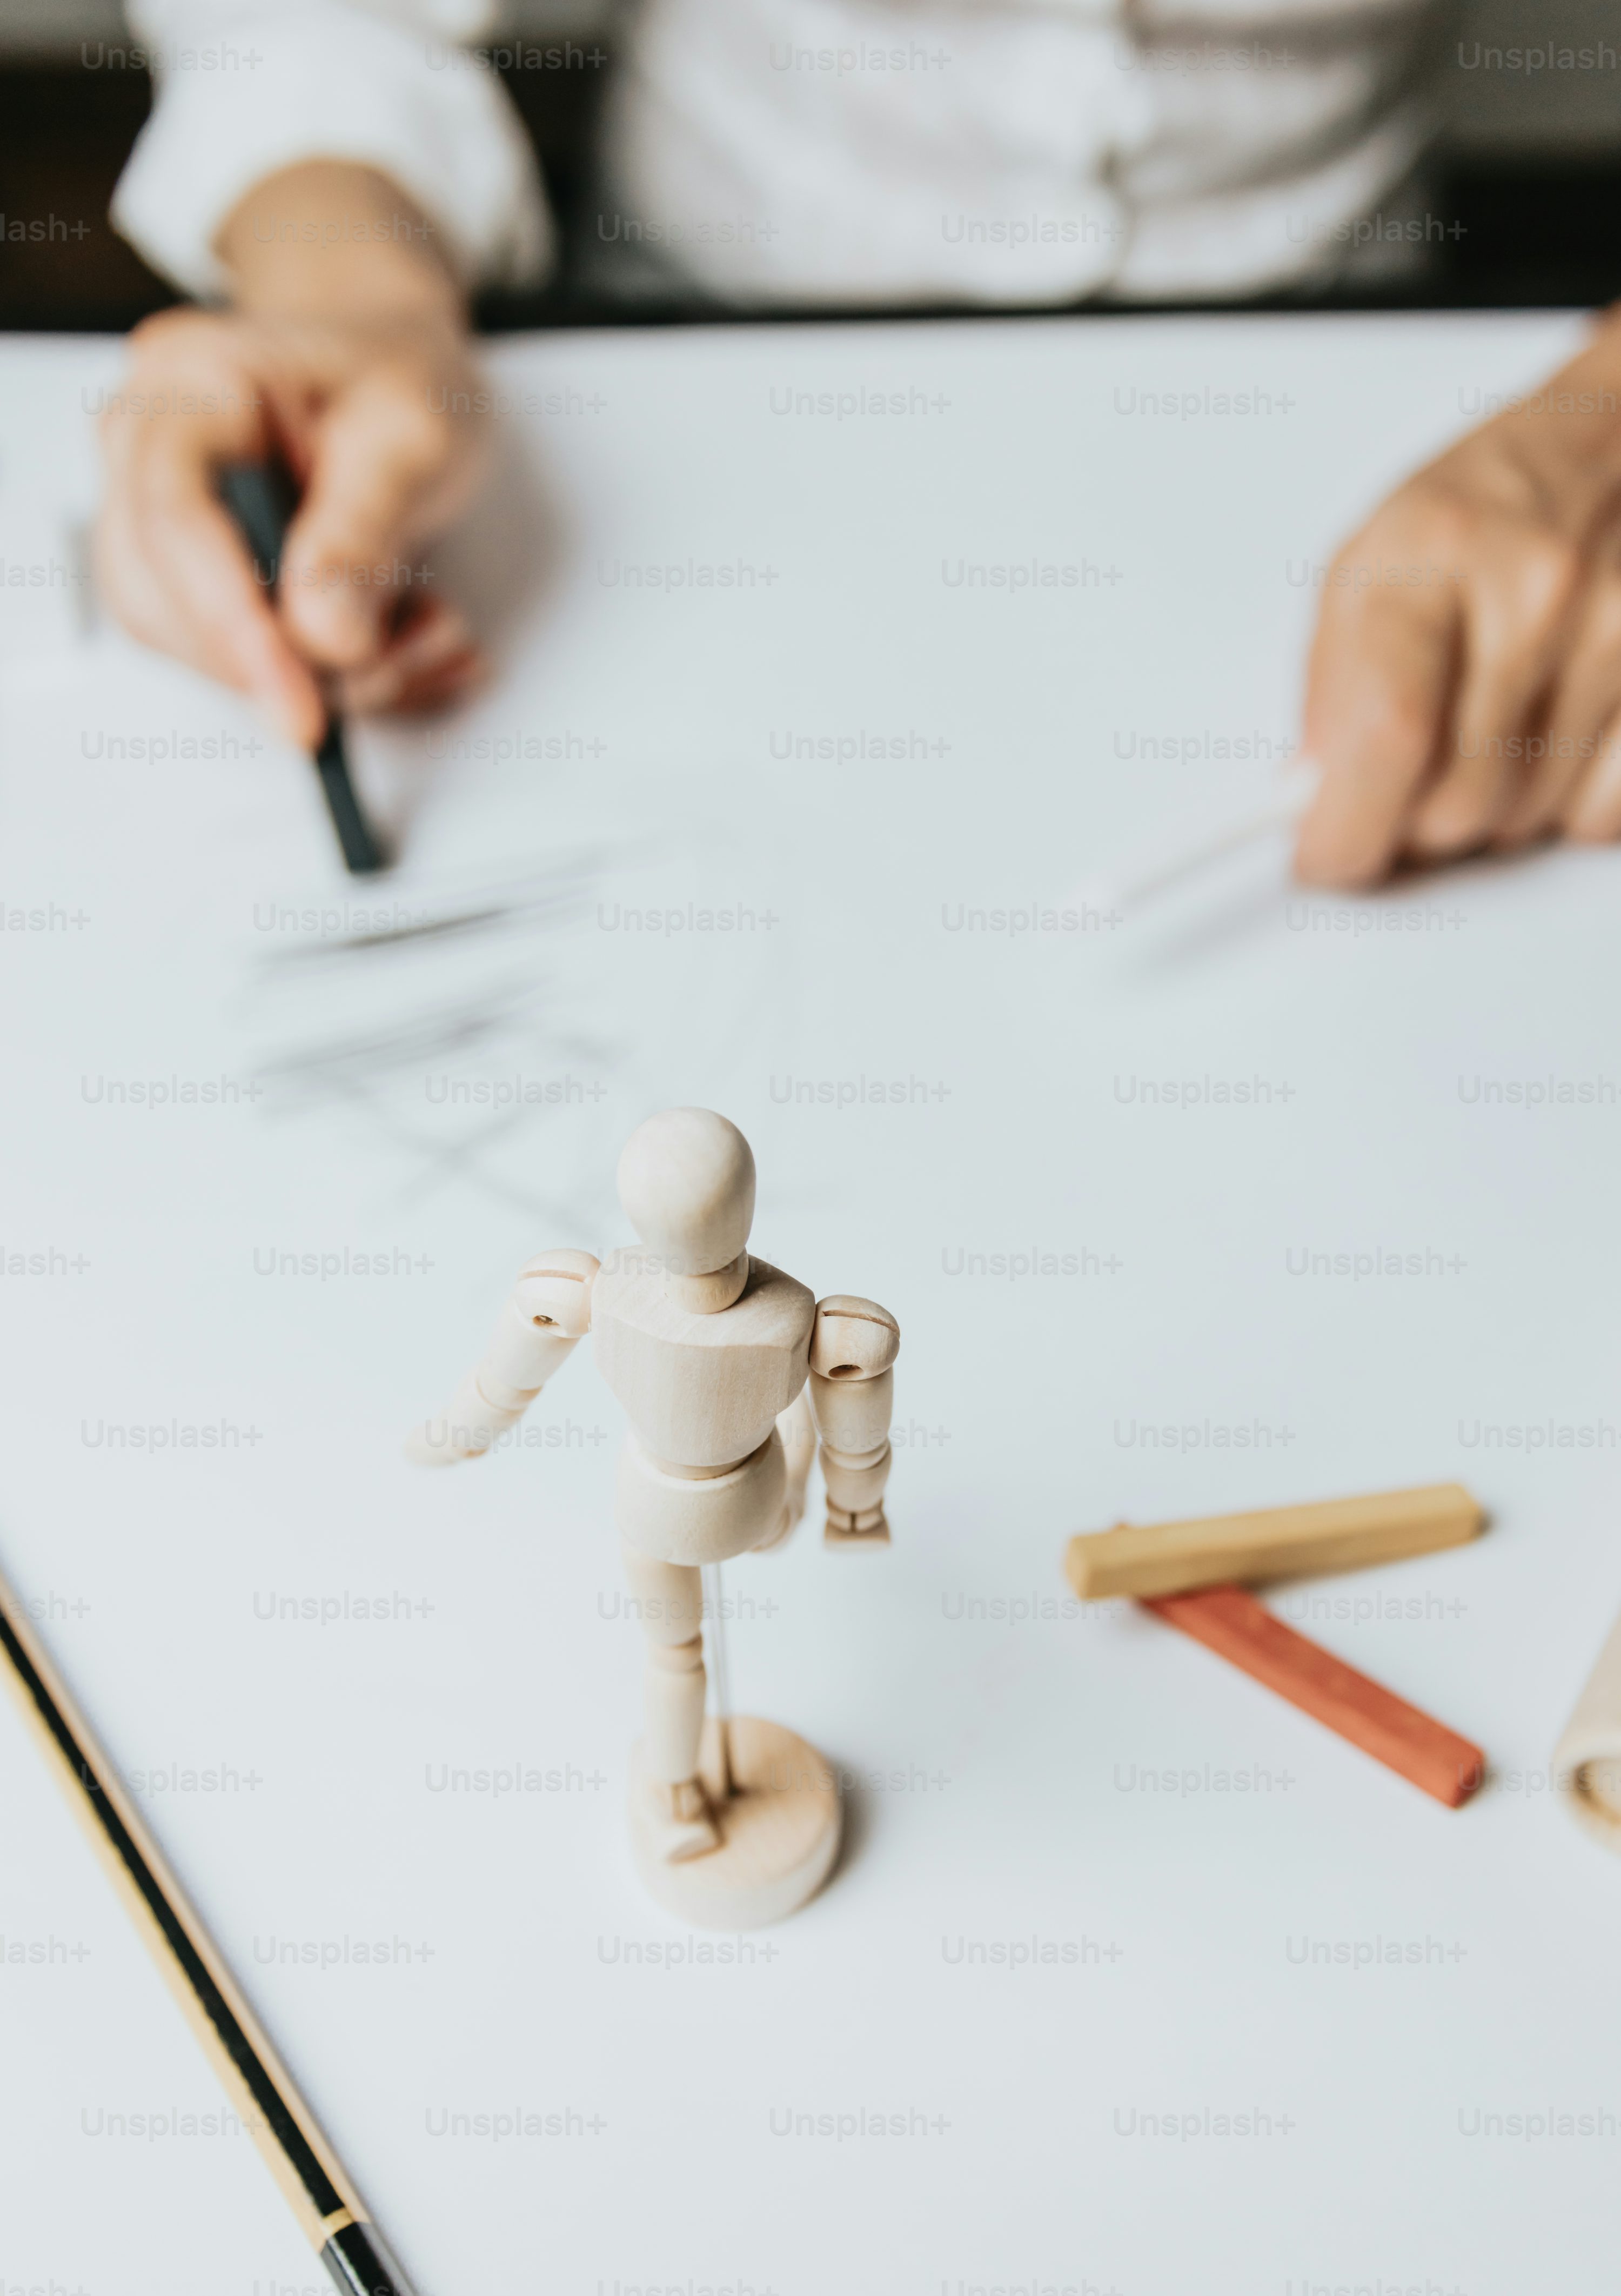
[0,1554,415,2296]
[217,458,387,876]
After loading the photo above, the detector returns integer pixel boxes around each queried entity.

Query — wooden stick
[1066,1482,1484,1602]
[1143,1582,1485,1808]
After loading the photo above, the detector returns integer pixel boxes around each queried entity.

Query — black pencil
[0,1556,414,2295]
[217,459,387,876]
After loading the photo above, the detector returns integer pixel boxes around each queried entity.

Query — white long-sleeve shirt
[115,0,1445,307]
[114,0,552,295]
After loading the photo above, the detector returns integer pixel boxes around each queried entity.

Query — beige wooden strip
[1064,1482,1484,1601]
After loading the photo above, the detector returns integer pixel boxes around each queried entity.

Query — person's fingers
[129,419,326,747]
[94,314,327,745]
[278,366,471,670]
[92,484,186,655]
[93,309,489,744]
[1496,559,1621,845]
[1294,534,1459,887]
[1562,702,1621,839]
[96,430,324,748]
[1404,527,1580,860]
[349,647,485,718]
[334,597,485,715]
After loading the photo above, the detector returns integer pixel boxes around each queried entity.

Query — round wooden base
[628,1717,842,1930]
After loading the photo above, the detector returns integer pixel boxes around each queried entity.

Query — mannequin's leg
[620,1538,720,1861]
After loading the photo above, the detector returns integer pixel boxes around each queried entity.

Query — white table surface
[2,309,1618,2296]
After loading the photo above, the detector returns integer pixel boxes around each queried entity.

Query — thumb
[279,371,450,668]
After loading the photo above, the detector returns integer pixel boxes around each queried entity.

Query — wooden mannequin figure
[408,1108,900,1928]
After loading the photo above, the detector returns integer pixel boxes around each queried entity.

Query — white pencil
[1069,760,1319,921]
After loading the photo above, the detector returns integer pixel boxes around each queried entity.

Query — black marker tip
[317,722,387,876]
[218,458,390,878]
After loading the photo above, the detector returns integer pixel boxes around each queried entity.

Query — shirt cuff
[112,2,553,298]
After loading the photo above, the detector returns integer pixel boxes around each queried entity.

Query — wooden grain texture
[1067,1482,1484,1601]
[628,1717,842,1929]
[1143,1582,1485,1809]
[593,1248,815,1469]
[616,1106,756,1276]
[808,1300,899,1543]
[408,1109,896,1918]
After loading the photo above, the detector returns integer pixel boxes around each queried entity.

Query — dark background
[2,0,1618,330]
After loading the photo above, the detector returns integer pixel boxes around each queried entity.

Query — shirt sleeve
[112,0,553,298]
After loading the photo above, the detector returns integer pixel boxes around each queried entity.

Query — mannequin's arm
[805,1295,900,1546]
[406,1249,599,1464]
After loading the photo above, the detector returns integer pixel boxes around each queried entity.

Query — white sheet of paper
[2,310,1615,2296]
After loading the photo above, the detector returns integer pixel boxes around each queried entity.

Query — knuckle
[126,307,219,367]
[1357,690,1437,765]
[372,379,454,474]
[1323,518,1382,590]
[1384,480,1472,558]
[1514,533,1581,621]
[125,309,189,359]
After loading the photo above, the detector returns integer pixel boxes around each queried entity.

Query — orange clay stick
[1142,1582,1485,1809]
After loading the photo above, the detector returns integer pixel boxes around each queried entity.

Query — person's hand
[94,164,490,750]
[1295,313,1621,886]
